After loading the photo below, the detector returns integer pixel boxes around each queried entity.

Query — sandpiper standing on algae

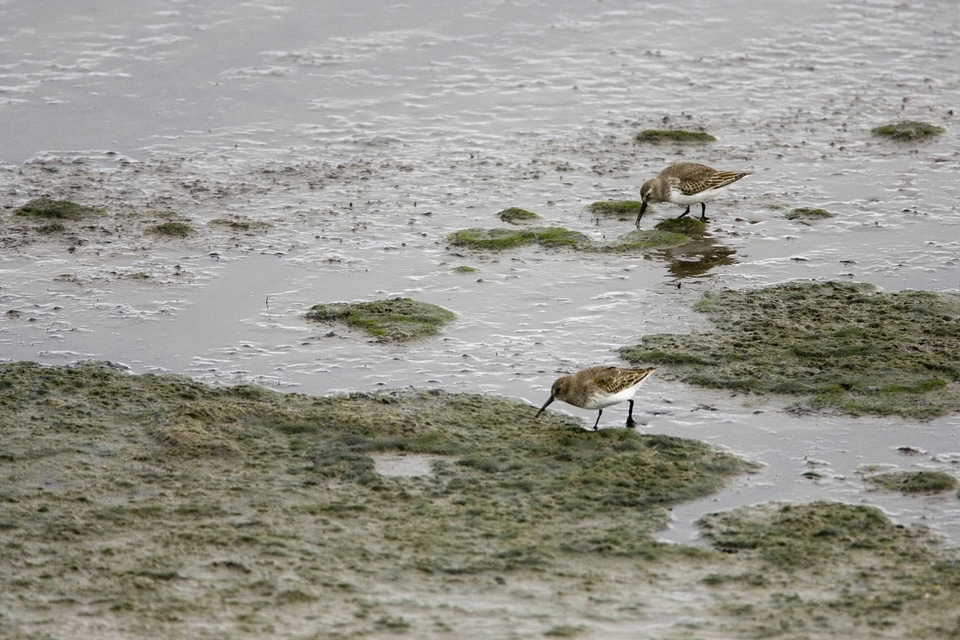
[535,366,657,431]
[636,162,750,225]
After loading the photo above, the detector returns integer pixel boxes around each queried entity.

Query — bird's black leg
[625,400,637,429]
[675,205,691,219]
[592,409,603,431]
[699,202,708,222]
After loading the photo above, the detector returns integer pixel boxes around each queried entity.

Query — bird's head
[640,179,655,203]
[535,376,570,418]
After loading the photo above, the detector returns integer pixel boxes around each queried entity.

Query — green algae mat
[4,361,960,638]
[306,297,455,342]
[865,470,958,494]
[13,197,104,220]
[586,200,644,217]
[698,501,960,637]
[497,206,541,224]
[587,203,709,234]
[622,281,960,419]
[0,360,747,570]
[448,226,689,252]
[634,129,717,144]
[871,121,945,141]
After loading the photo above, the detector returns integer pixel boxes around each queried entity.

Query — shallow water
[2,0,960,557]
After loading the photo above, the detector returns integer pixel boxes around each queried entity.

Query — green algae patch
[697,501,960,637]
[452,265,478,273]
[866,470,958,494]
[4,360,960,638]
[635,129,716,144]
[449,226,589,251]
[14,197,102,220]
[700,502,924,566]
[148,221,194,237]
[620,280,960,419]
[654,216,708,235]
[596,229,690,252]
[306,296,455,342]
[785,206,835,220]
[0,360,752,634]
[449,227,689,253]
[497,207,541,224]
[756,202,836,220]
[872,121,945,141]
[587,201,643,217]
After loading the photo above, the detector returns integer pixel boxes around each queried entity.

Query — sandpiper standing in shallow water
[535,365,657,431]
[636,162,750,225]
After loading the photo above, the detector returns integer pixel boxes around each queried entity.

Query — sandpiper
[535,365,657,431]
[636,162,750,225]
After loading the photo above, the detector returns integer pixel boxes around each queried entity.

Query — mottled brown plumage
[535,365,657,430]
[637,162,750,225]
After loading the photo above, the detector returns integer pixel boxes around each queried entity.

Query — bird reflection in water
[658,234,737,280]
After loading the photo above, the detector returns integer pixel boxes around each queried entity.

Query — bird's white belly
[583,385,640,410]
[668,185,728,205]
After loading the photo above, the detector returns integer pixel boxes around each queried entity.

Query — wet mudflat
[2,0,960,638]
[2,361,959,639]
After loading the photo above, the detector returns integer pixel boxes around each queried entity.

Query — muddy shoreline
[2,361,959,639]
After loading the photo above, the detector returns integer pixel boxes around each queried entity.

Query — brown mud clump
[621,280,960,419]
[306,296,456,342]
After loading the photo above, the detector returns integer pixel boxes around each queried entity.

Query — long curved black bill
[635,201,648,226]
[535,396,554,418]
